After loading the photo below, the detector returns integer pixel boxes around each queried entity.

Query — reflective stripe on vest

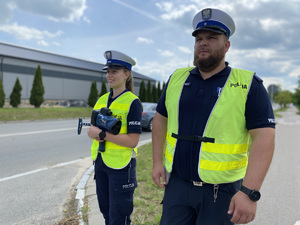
[165,67,254,184]
[91,91,139,169]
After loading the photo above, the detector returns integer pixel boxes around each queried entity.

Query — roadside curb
[75,165,94,225]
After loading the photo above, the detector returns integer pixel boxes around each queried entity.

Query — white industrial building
[0,42,155,101]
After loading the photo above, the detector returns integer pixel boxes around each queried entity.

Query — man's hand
[152,162,167,188]
[152,112,168,188]
[228,191,257,224]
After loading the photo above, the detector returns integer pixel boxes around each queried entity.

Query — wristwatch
[99,131,106,140]
[240,185,261,202]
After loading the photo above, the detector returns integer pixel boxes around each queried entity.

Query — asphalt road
[249,106,300,225]
[0,119,151,225]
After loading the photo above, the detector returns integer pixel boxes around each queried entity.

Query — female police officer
[87,50,142,225]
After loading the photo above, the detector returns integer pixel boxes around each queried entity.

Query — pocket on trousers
[113,180,137,193]
[112,160,137,193]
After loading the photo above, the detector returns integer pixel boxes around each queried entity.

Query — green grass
[0,107,92,122]
[132,143,164,225]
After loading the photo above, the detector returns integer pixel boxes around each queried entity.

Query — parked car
[56,99,89,107]
[141,102,157,131]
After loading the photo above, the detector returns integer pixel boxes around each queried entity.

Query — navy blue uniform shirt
[156,64,276,181]
[107,90,142,134]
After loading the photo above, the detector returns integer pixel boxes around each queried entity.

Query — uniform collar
[190,62,231,78]
[108,89,129,100]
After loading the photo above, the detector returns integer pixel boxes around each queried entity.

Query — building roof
[0,42,155,81]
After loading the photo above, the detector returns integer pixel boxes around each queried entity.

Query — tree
[0,79,5,108]
[293,77,300,110]
[88,81,98,107]
[146,80,152,102]
[273,90,293,108]
[30,65,45,108]
[99,79,108,97]
[9,78,22,108]
[139,80,146,102]
[152,83,158,103]
[157,82,162,100]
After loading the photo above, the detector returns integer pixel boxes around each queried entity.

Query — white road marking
[0,159,82,183]
[294,221,300,225]
[0,127,77,138]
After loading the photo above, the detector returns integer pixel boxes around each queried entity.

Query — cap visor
[102,64,127,70]
[192,27,227,37]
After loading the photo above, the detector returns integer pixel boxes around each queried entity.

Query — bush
[30,65,45,108]
[99,79,108,97]
[10,78,22,108]
[0,79,5,108]
[88,80,98,107]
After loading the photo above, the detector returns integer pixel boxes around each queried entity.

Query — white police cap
[103,50,136,71]
[192,8,235,37]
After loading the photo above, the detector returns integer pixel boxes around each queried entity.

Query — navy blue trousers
[94,154,137,225]
[160,173,242,225]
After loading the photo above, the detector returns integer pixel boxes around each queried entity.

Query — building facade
[0,42,156,101]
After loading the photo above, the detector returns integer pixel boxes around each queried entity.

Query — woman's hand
[87,125,103,142]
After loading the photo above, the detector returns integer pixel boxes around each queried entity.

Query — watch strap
[99,131,106,140]
[240,185,251,195]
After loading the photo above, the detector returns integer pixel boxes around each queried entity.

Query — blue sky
[1,0,299,92]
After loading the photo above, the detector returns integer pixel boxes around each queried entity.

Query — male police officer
[152,8,275,225]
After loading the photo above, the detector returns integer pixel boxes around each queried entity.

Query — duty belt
[172,133,215,143]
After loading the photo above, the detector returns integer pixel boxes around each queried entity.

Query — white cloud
[83,16,91,24]
[155,2,173,12]
[12,0,87,22]
[52,42,60,46]
[136,54,192,82]
[289,66,300,78]
[136,37,154,44]
[37,40,49,46]
[0,0,15,24]
[260,18,287,31]
[246,48,278,60]
[178,46,192,54]
[0,0,84,46]
[0,22,63,41]
[157,3,197,20]
[262,76,298,93]
[158,49,175,57]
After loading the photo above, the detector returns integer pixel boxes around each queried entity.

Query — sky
[0,0,299,92]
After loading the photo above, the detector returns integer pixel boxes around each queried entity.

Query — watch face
[250,190,261,202]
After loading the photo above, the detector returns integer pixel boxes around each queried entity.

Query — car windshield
[142,104,156,111]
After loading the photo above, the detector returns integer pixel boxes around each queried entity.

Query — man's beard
[193,49,225,72]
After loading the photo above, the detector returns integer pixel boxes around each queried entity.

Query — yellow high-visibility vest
[91,91,139,169]
[165,67,254,184]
